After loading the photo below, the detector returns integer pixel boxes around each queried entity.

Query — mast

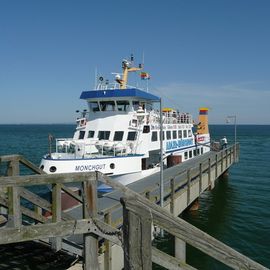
[117,55,143,90]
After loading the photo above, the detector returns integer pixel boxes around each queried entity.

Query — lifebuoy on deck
[80,119,87,126]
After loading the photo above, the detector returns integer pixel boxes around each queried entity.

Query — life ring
[80,119,87,126]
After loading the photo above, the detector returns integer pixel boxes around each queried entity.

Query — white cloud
[151,81,270,124]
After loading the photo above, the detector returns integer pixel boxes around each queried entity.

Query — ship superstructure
[40,56,210,191]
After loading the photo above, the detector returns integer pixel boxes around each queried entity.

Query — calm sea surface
[0,124,270,269]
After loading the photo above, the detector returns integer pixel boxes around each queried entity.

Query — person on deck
[221,136,228,149]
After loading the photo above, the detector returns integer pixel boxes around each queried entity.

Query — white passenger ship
[40,56,210,192]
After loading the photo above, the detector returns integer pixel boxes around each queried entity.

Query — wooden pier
[0,144,267,269]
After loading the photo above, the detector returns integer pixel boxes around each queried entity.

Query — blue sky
[1,0,270,124]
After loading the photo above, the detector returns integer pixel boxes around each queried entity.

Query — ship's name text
[75,164,106,172]
[166,139,193,151]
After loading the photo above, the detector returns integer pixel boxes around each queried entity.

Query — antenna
[94,67,97,88]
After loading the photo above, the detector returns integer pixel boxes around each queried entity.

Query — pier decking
[0,144,267,269]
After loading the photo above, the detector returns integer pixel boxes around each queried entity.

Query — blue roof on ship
[80,88,160,101]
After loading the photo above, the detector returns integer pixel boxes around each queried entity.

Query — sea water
[0,124,269,269]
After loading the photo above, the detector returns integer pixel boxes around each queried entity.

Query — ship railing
[84,140,136,158]
[95,83,141,91]
[148,111,193,125]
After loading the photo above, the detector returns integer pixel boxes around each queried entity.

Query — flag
[140,72,150,80]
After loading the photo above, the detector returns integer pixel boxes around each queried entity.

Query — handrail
[0,144,257,270]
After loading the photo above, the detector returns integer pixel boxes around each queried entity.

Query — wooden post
[104,212,112,270]
[187,169,191,205]
[215,154,218,178]
[51,183,62,251]
[83,175,99,270]
[121,197,152,270]
[229,147,232,164]
[208,158,211,188]
[170,178,175,215]
[221,151,224,172]
[226,149,228,168]
[175,237,186,263]
[145,191,150,200]
[199,163,202,193]
[7,159,21,228]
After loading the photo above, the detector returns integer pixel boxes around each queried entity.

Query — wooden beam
[0,218,121,246]
[104,212,112,270]
[152,247,197,270]
[19,187,51,212]
[122,197,267,270]
[51,183,62,251]
[0,172,96,187]
[83,178,99,270]
[122,197,152,270]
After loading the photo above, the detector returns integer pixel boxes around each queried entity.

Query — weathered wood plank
[60,184,83,203]
[104,212,112,270]
[0,218,121,246]
[20,205,47,223]
[83,178,99,270]
[122,197,152,270]
[7,187,21,227]
[19,156,45,175]
[122,197,267,270]
[19,187,51,212]
[0,172,96,187]
[152,247,197,270]
[0,155,21,163]
[51,183,62,251]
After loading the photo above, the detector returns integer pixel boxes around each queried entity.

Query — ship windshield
[89,102,100,112]
[116,100,130,111]
[100,101,116,111]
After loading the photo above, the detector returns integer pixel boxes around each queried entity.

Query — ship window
[143,125,150,133]
[79,131,85,140]
[100,101,116,111]
[197,149,200,155]
[132,101,140,110]
[117,100,130,111]
[193,149,197,156]
[166,131,171,140]
[88,130,95,138]
[188,130,192,137]
[127,131,137,141]
[183,130,187,138]
[49,166,57,173]
[184,152,188,160]
[98,131,110,140]
[178,130,182,139]
[89,102,100,112]
[114,131,124,141]
[189,150,192,158]
[201,148,204,154]
[151,131,158,142]
[173,130,177,139]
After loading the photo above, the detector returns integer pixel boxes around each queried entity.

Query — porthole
[49,166,57,173]
[110,163,115,169]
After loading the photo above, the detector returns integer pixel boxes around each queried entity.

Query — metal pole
[234,116,237,145]
[159,98,164,237]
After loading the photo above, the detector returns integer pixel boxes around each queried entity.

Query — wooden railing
[0,145,266,270]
